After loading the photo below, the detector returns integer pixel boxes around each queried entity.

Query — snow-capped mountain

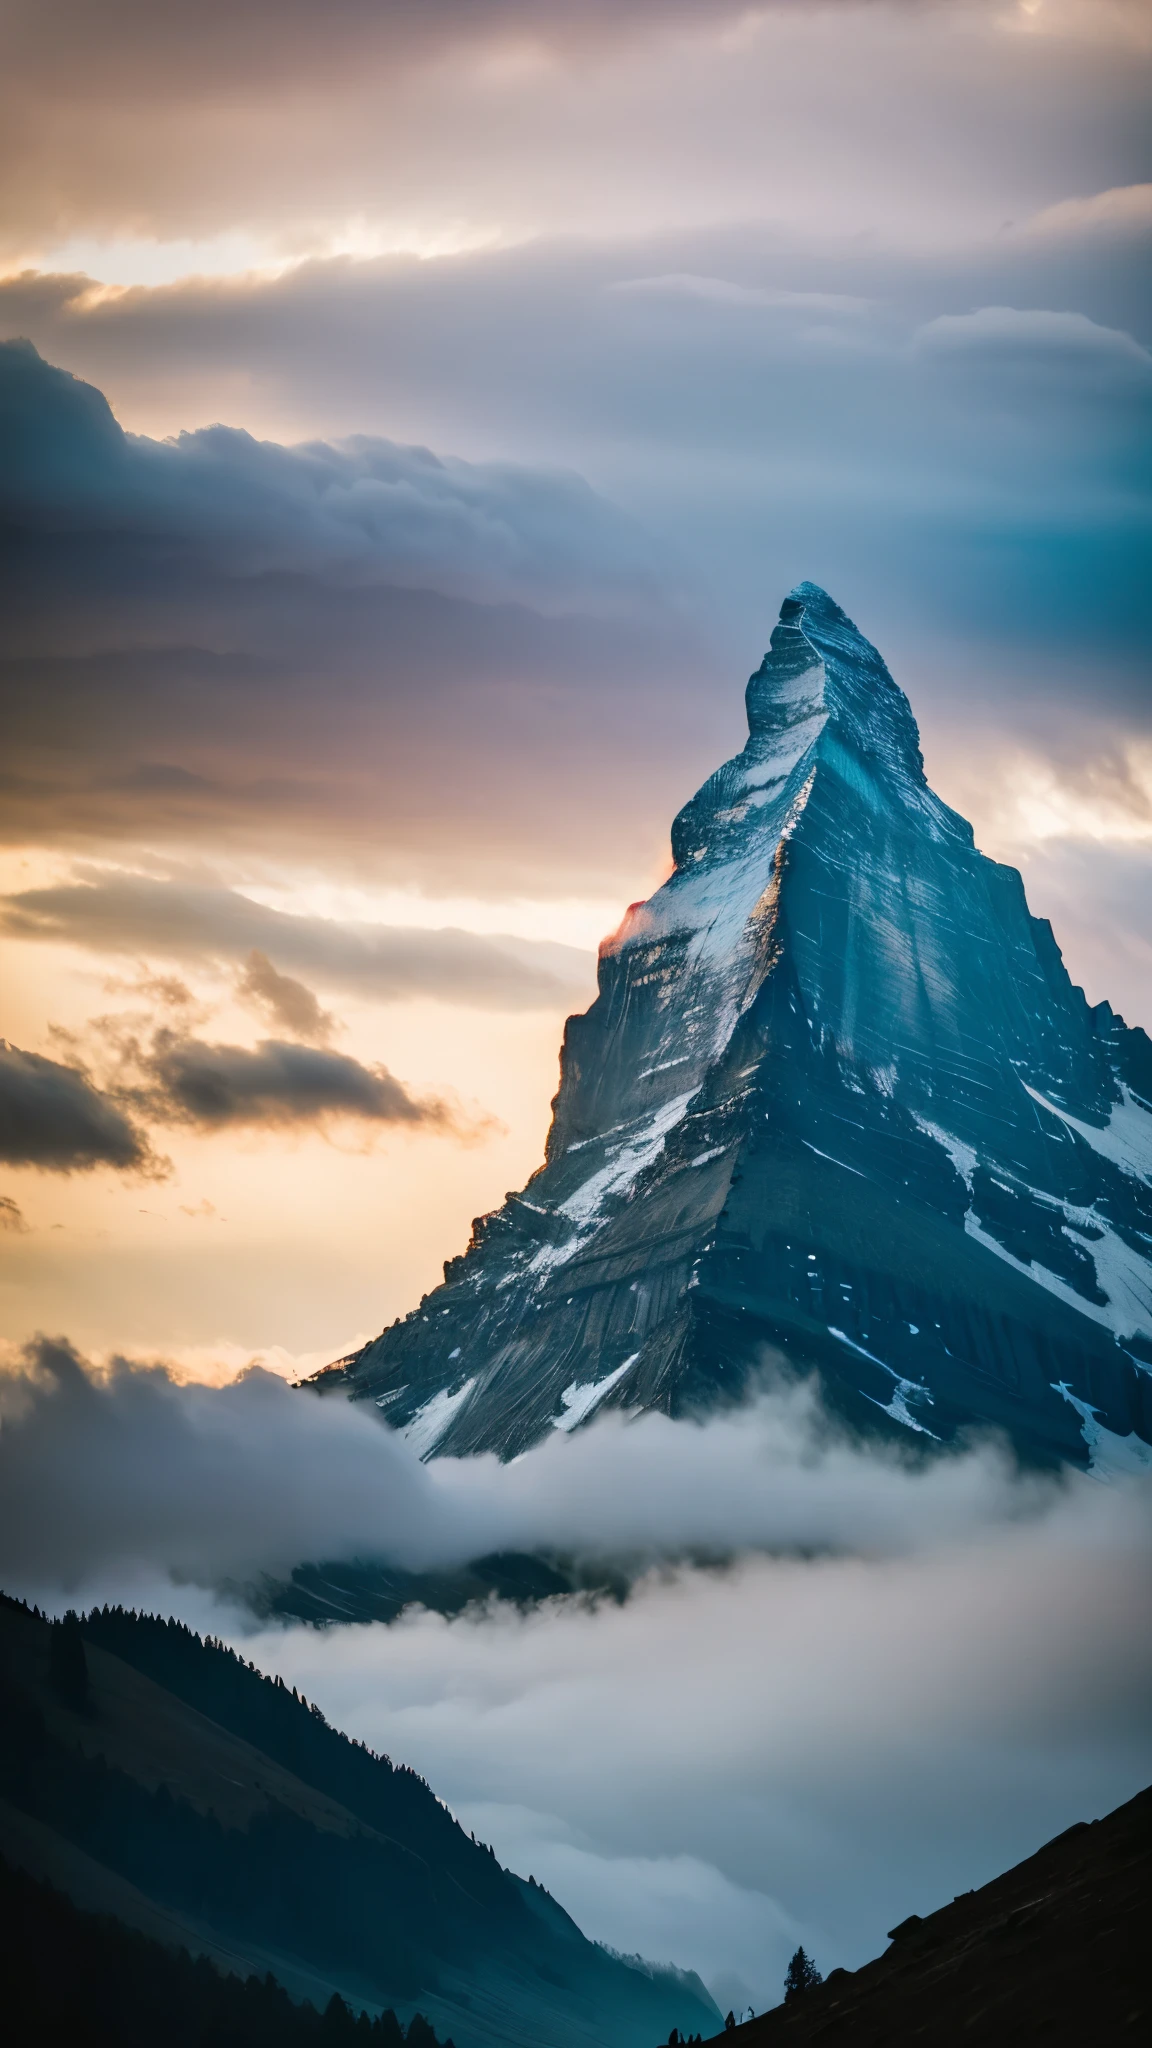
[317,585,1152,1468]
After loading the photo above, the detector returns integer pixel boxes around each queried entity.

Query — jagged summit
[670,583,937,886]
[748,582,929,784]
[317,587,1152,1468]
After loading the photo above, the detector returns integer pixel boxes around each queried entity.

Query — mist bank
[0,1335,1101,1598]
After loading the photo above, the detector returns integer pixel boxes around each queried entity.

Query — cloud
[0,288,1149,1018]
[0,1336,1092,1593]
[609,275,872,315]
[0,1038,156,1173]
[247,1487,1152,2005]
[0,1339,426,1589]
[236,949,336,1044]
[1,236,1149,906]
[0,986,474,1159]
[1026,181,1152,239]
[0,340,665,614]
[2,1335,1148,2010]
[0,0,1140,272]
[0,340,712,891]
[912,305,1152,370]
[4,0,742,93]
[976,835,1152,1032]
[0,872,596,1010]
[129,1028,461,1134]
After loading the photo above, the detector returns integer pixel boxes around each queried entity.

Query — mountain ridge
[317,584,1152,1469]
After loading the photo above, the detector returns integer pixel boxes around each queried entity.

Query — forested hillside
[2,1850,450,2048]
[0,1593,717,2048]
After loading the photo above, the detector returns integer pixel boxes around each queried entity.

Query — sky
[1,0,1151,2013]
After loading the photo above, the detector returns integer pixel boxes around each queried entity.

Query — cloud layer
[4,1335,1147,2014]
[3,0,1146,264]
[2,266,1150,910]
[0,1334,1106,1591]
[1,870,595,1010]
[0,341,711,891]
[248,1487,1151,2006]
[0,339,665,613]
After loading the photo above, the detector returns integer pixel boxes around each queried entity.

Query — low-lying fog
[5,1338,1151,2011]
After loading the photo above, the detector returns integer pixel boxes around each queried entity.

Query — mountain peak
[750,580,929,788]
[667,580,951,922]
[324,588,1152,1470]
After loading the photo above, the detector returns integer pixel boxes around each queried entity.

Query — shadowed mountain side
[0,1595,717,2048]
[248,1551,607,1629]
[716,1782,1150,2045]
[316,585,1152,1470]
[0,1849,445,2048]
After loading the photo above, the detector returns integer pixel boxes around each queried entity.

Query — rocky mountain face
[320,584,1152,1469]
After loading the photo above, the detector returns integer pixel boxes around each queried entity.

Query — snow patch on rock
[404,1378,476,1459]
[1052,1381,1152,1479]
[1024,1082,1152,1185]
[828,1327,938,1438]
[552,1355,640,1433]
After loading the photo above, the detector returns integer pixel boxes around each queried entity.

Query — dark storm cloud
[0,872,596,1010]
[0,339,712,891]
[0,1007,467,1164]
[0,337,664,612]
[130,1030,456,1134]
[0,1039,155,1173]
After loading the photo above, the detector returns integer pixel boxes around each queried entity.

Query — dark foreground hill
[0,1595,717,2048]
[1,1849,445,2048]
[317,584,1152,1472]
[722,1781,1151,2046]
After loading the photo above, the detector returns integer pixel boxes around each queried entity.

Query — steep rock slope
[322,585,1152,1467]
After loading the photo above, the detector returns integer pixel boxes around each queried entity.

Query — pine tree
[49,1610,89,1711]
[783,1947,822,2003]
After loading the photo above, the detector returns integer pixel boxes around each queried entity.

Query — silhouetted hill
[0,1593,717,2048]
[718,1781,1150,2045]
[1,1848,445,2048]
